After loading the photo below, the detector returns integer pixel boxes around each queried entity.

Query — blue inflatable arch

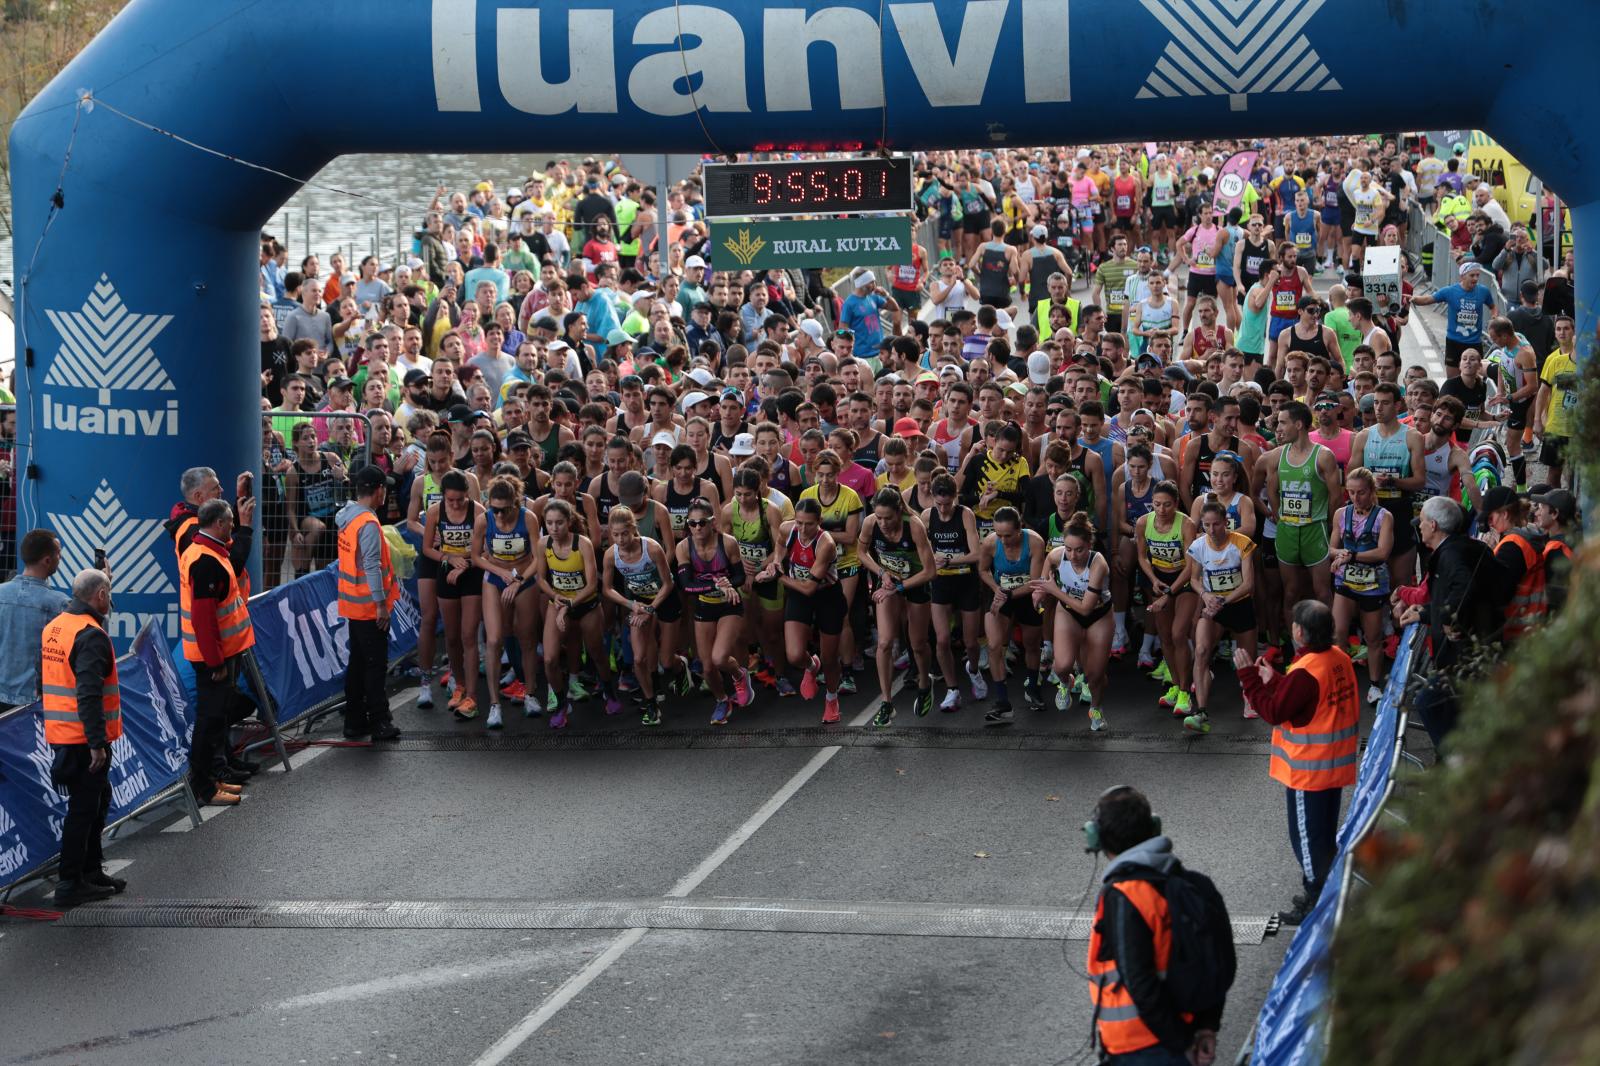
[10,0,1596,638]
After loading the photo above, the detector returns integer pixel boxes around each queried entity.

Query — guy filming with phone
[1085,786,1234,1065]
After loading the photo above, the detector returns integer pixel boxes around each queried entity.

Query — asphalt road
[0,281,1449,1066]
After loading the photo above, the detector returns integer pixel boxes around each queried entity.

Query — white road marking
[161,803,232,834]
[470,679,899,1066]
[267,744,331,772]
[103,859,133,877]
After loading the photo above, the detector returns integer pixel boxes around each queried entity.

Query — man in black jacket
[1396,495,1508,750]
[1087,786,1223,1064]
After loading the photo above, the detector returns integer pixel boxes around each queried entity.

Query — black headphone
[1083,785,1162,854]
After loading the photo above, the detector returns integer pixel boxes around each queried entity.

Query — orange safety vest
[1501,532,1547,642]
[40,611,122,745]
[1270,648,1360,791]
[337,509,399,620]
[179,535,256,663]
[1086,879,1190,1054]
[174,509,252,599]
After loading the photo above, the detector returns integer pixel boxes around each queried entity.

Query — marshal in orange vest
[1269,647,1360,791]
[1086,879,1193,1054]
[336,509,399,620]
[179,535,256,663]
[40,612,122,746]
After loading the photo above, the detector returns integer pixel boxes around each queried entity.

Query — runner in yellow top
[1534,314,1579,488]
[799,450,866,693]
[1183,500,1259,734]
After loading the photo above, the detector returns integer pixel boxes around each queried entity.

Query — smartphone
[93,548,108,572]
[240,472,254,500]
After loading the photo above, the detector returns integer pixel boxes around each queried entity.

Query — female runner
[531,498,619,729]
[799,451,865,693]
[978,506,1046,725]
[406,430,479,707]
[1329,467,1393,705]
[1034,511,1113,731]
[601,505,678,726]
[1136,481,1198,717]
[1190,452,1257,536]
[1111,444,1159,669]
[1184,499,1259,734]
[421,470,483,720]
[778,497,847,725]
[675,498,752,725]
[857,487,937,725]
[722,469,788,695]
[471,474,542,728]
[924,473,987,711]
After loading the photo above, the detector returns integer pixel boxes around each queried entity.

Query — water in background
[1,151,552,285]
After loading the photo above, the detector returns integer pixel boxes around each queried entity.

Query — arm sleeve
[675,561,710,596]
[69,624,114,748]
[1236,667,1319,727]
[1102,886,1190,1050]
[357,520,386,604]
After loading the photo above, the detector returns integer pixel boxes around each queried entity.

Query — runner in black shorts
[779,498,848,724]
[923,474,986,711]
[980,506,1047,722]
[858,487,938,725]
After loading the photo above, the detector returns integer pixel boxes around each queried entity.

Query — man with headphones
[1085,786,1229,1065]
[1234,599,1361,926]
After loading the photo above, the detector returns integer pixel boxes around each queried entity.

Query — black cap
[1479,485,1519,516]
[1531,487,1578,523]
[533,316,560,333]
[327,375,355,390]
[506,432,534,451]
[446,403,475,424]
[403,368,430,386]
[351,465,395,493]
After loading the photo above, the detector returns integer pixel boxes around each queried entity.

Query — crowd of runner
[250,135,1584,734]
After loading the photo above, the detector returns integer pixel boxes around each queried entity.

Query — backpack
[1122,864,1237,1015]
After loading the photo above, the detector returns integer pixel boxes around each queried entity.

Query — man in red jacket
[1234,598,1360,926]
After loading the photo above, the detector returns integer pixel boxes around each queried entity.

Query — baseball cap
[1030,224,1049,240]
[915,370,939,385]
[402,369,430,386]
[688,367,715,387]
[680,390,710,411]
[685,255,707,269]
[1531,488,1577,523]
[351,465,395,492]
[1162,364,1194,383]
[1479,485,1519,517]
[1136,352,1163,369]
[327,375,354,390]
[893,417,924,437]
[505,432,534,451]
[833,327,855,340]
[720,386,743,402]
[798,319,825,344]
[1027,351,1052,385]
[729,432,756,456]
[650,429,677,448]
[938,363,963,380]
[446,403,475,424]
[605,328,634,346]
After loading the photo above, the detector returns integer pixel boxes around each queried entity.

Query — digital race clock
[703,156,913,219]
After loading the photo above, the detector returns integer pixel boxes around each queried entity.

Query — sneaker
[453,696,478,721]
[486,704,504,730]
[1023,676,1043,710]
[616,672,638,693]
[416,682,434,709]
[894,650,910,672]
[500,667,518,688]
[1150,660,1173,683]
[1136,653,1157,671]
[753,665,778,689]
[735,668,754,707]
[446,687,465,712]
[939,689,961,712]
[965,662,988,700]
[501,678,528,699]
[1074,675,1091,703]
[1367,683,1384,705]
[604,693,624,716]
[850,654,866,673]
[776,676,798,698]
[1216,638,1235,661]
[546,686,560,713]
[711,699,731,725]
[915,687,934,718]
[641,701,662,727]
[1055,679,1071,711]
[1158,684,1181,708]
[1182,711,1211,734]
[800,656,820,700]
[549,704,570,730]
[1039,640,1054,670]
[871,701,896,727]
[1242,701,1260,720]
[1087,707,1106,732]
[1349,643,1369,663]
[1278,895,1314,926]
[523,696,542,718]
[568,676,593,702]
[1175,691,1193,716]
[984,703,1014,726]
[822,695,842,724]
[1109,639,1128,661]
[839,673,857,695]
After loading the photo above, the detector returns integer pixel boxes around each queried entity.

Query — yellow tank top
[544,536,587,601]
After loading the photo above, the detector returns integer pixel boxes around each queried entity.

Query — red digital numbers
[842,168,863,201]
[753,172,773,205]
[810,170,829,200]
[784,171,806,202]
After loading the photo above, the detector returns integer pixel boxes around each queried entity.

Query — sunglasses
[686,518,710,528]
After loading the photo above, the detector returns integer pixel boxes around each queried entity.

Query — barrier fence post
[240,646,294,770]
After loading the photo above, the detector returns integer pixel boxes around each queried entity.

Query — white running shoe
[486,704,504,729]
[1366,684,1384,705]
[966,662,989,699]
[978,644,990,671]
[939,689,961,712]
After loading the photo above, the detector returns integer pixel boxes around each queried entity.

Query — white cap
[406,256,424,270]
[1027,351,1052,385]
[798,319,825,343]
[730,432,756,456]
[650,429,678,448]
[688,367,714,386]
[1077,148,1092,159]
[1030,224,1049,240]
[685,255,707,269]
[995,308,1013,330]
[680,390,710,411]
[938,363,963,380]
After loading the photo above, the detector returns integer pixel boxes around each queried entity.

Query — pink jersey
[1311,426,1354,469]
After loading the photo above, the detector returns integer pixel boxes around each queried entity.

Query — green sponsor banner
[711,217,913,270]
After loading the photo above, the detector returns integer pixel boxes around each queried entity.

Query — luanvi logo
[1135,0,1339,111]
[41,274,178,436]
[47,479,175,597]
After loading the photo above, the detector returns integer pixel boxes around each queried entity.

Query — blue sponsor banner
[247,564,422,728]
[1251,626,1421,1066]
[0,621,193,890]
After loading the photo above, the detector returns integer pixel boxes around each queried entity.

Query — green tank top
[616,198,640,256]
[419,472,443,513]
[1277,443,1328,526]
[730,505,771,567]
[1143,513,1186,575]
